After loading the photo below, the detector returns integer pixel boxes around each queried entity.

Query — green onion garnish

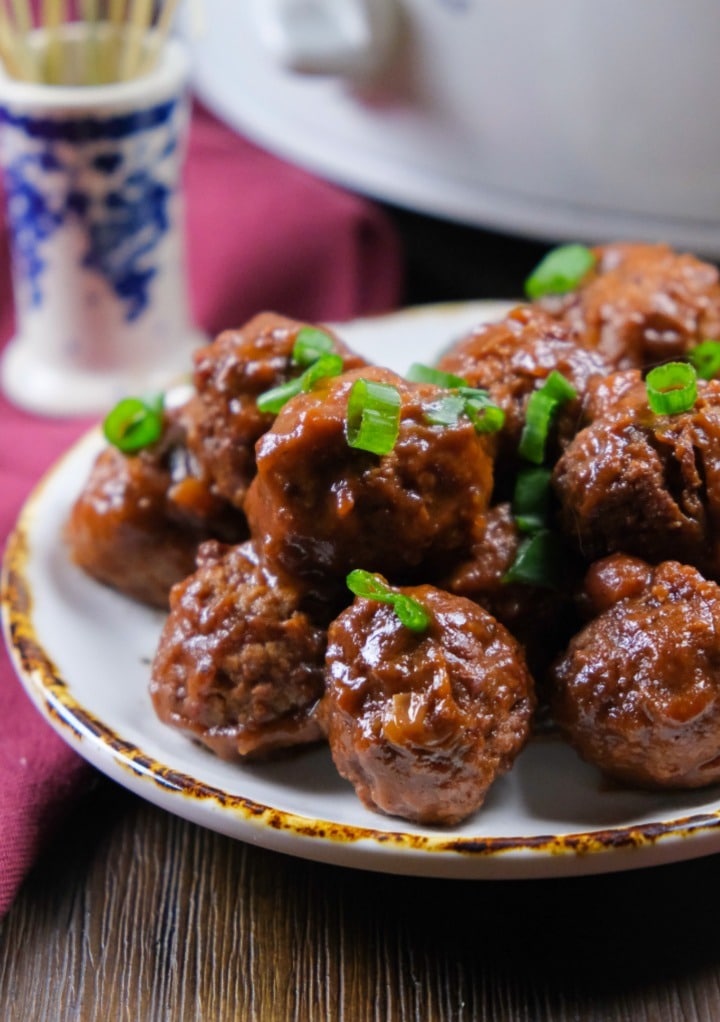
[102,393,164,453]
[524,243,596,300]
[646,362,698,415]
[422,386,505,434]
[512,466,553,533]
[502,529,564,590]
[345,379,401,455]
[423,393,466,426]
[518,371,577,464]
[346,569,431,632]
[292,326,335,367]
[257,353,344,414]
[460,388,506,434]
[407,363,467,388]
[688,339,720,381]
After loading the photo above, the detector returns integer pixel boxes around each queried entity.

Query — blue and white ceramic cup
[0,29,204,416]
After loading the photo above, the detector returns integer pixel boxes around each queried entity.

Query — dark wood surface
[2,775,720,1022]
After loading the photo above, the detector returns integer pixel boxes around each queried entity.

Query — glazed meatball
[551,558,720,788]
[322,584,534,825]
[553,376,720,579]
[150,540,327,760]
[184,312,366,510]
[65,403,246,608]
[581,368,644,422]
[437,304,610,478]
[442,503,580,677]
[539,242,720,370]
[244,366,494,590]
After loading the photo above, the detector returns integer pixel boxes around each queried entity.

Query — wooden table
[2,772,720,1022]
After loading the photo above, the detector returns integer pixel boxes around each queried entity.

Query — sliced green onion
[518,371,577,465]
[502,530,564,590]
[688,339,720,381]
[524,243,596,300]
[346,569,431,632]
[301,352,344,389]
[423,393,466,426]
[512,466,553,533]
[256,377,303,415]
[407,363,467,388]
[103,393,164,453]
[346,379,401,455]
[257,353,344,414]
[292,326,335,367]
[422,386,504,434]
[646,361,698,415]
[462,394,506,434]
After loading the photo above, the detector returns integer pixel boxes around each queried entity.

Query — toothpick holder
[0,29,204,416]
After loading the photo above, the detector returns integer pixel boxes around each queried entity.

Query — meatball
[539,242,720,370]
[321,584,535,825]
[65,403,246,608]
[553,377,720,579]
[184,312,366,510]
[244,366,494,591]
[150,540,327,760]
[581,368,644,423]
[437,304,610,479]
[551,559,720,788]
[442,503,580,677]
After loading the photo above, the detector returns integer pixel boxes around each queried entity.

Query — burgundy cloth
[0,101,403,916]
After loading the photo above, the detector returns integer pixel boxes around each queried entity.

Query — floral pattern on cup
[0,96,179,323]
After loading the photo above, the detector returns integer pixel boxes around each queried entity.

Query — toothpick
[118,0,152,80]
[41,0,65,84]
[0,6,27,80]
[137,0,179,75]
[7,0,38,80]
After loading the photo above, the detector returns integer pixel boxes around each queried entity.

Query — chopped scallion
[688,339,720,381]
[423,393,466,427]
[345,379,401,455]
[462,394,506,434]
[518,371,577,465]
[257,352,344,414]
[422,385,504,435]
[103,393,164,453]
[646,362,698,415]
[512,466,553,533]
[407,363,467,388]
[292,326,335,367]
[524,243,596,300]
[502,530,564,589]
[346,569,430,632]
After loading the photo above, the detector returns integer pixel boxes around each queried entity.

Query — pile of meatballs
[65,241,720,826]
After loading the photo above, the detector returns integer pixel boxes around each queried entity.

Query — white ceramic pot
[186,0,720,256]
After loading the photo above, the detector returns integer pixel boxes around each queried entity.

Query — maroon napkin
[0,101,403,916]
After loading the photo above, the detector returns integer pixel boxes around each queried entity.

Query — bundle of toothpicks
[0,0,185,84]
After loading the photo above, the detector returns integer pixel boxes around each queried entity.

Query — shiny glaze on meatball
[150,540,327,760]
[322,584,535,825]
[552,558,720,789]
[540,242,720,370]
[184,311,366,511]
[65,404,246,608]
[553,377,720,580]
[244,365,494,591]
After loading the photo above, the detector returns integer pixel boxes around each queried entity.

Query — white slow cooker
[185,0,720,256]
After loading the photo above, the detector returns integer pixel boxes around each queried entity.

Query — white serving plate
[5,300,720,880]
